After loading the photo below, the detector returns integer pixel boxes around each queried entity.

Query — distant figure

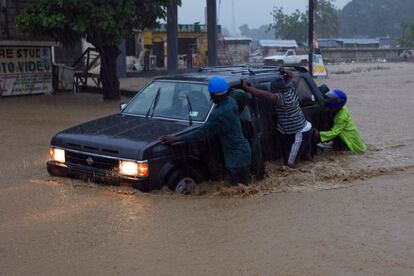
[315,89,367,152]
[241,67,313,167]
[161,77,252,186]
[143,51,150,72]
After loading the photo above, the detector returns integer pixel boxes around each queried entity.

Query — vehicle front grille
[65,151,119,171]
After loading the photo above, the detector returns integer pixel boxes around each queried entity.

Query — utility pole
[167,2,178,73]
[308,0,315,77]
[207,0,217,66]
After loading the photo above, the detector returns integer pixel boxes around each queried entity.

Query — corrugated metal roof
[339,38,380,45]
[222,36,252,42]
[259,40,298,48]
[318,40,339,48]
[318,38,380,45]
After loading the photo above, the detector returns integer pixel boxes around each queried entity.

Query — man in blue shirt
[161,77,252,186]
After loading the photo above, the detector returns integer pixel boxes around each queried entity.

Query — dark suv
[47,66,326,192]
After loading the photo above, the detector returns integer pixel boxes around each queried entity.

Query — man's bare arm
[280,67,300,86]
[240,80,278,105]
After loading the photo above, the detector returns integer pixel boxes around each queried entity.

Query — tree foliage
[271,8,308,42]
[271,0,339,43]
[16,0,181,100]
[339,0,414,38]
[315,0,340,38]
[238,24,274,40]
[400,23,414,48]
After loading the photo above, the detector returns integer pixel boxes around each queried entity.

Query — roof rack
[198,64,308,75]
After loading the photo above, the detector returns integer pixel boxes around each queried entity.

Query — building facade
[142,24,222,68]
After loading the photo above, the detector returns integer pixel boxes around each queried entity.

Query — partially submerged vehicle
[47,66,327,193]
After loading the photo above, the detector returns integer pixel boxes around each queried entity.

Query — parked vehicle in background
[249,50,264,64]
[47,66,327,193]
[400,49,414,61]
[264,49,308,66]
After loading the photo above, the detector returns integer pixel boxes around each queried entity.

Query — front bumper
[47,161,150,191]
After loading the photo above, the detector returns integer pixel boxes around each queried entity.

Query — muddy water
[1,63,414,275]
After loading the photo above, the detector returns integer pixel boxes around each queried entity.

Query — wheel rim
[175,177,197,194]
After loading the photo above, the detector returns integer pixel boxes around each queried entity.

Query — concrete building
[140,24,221,69]
[218,36,252,65]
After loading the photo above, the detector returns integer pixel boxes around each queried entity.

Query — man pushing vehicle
[315,89,367,153]
[161,77,252,186]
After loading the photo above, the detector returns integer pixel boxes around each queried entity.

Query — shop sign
[0,46,53,96]
[313,54,327,77]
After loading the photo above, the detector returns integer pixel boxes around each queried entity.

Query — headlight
[119,160,148,177]
[49,147,65,163]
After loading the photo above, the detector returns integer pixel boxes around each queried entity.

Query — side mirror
[120,103,127,111]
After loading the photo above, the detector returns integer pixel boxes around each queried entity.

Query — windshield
[267,49,287,56]
[123,81,212,122]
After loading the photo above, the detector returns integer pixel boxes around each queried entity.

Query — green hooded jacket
[320,107,367,153]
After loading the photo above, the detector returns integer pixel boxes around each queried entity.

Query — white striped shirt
[275,82,306,134]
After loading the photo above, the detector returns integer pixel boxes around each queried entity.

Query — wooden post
[207,0,217,66]
[308,0,315,76]
[167,3,178,73]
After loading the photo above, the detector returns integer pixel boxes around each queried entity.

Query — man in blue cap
[161,76,252,186]
[241,68,312,167]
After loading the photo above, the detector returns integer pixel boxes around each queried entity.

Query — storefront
[143,24,220,69]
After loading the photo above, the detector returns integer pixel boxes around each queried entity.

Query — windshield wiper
[145,88,161,119]
[186,94,193,126]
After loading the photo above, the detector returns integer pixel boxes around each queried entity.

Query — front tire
[166,169,201,194]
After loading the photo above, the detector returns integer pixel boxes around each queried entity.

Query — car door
[284,50,296,65]
[250,77,281,162]
[296,77,323,130]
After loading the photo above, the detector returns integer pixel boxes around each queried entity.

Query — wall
[218,41,251,65]
[321,48,408,63]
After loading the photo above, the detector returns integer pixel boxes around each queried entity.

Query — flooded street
[1,62,414,275]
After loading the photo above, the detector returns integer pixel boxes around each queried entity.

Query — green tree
[239,24,274,40]
[340,0,414,38]
[271,7,308,42]
[315,0,339,38]
[400,23,414,48]
[16,0,181,100]
[271,0,339,43]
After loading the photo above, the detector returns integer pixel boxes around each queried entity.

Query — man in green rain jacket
[316,89,366,153]
[160,77,252,186]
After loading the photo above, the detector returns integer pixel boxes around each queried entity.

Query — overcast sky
[178,0,351,34]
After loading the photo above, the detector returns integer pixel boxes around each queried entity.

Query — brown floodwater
[1,62,413,275]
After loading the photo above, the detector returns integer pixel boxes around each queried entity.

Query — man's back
[275,82,306,134]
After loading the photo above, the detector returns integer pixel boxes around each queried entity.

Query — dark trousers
[333,137,350,151]
[278,129,313,165]
[228,166,250,186]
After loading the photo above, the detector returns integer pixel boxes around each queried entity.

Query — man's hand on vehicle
[240,79,250,90]
[160,135,181,144]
